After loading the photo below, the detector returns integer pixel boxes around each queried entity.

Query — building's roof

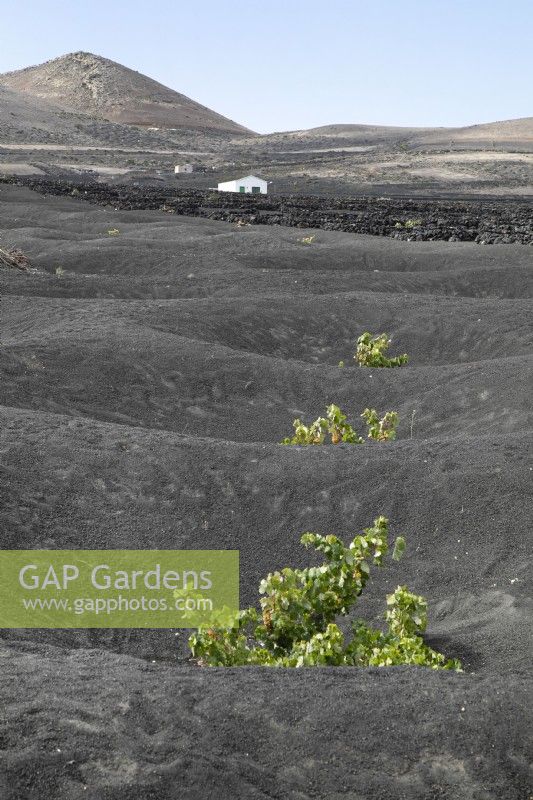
[219,174,266,184]
[237,175,266,182]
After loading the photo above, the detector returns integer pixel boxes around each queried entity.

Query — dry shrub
[0,247,30,271]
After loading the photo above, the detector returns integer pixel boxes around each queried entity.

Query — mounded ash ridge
[1,184,532,799]
[0,51,250,134]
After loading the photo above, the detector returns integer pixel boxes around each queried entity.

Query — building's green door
[239,186,246,193]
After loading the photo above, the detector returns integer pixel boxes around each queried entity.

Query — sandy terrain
[0,143,209,154]
[0,183,532,798]
[0,163,45,175]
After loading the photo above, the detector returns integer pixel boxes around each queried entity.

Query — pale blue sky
[1,0,531,134]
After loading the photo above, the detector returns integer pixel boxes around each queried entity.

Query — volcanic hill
[0,51,250,134]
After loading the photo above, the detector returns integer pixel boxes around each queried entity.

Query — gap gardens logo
[0,550,239,628]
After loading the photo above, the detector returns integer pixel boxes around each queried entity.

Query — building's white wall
[175,164,194,174]
[217,175,267,194]
[217,180,238,191]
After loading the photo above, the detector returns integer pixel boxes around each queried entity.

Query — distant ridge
[0,51,251,135]
[262,118,533,144]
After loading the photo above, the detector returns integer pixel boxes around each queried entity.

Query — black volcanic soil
[0,184,532,799]
[3,176,532,244]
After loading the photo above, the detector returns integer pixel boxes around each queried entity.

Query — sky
[0,0,531,134]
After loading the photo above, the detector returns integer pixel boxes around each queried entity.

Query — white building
[217,175,267,194]
[175,164,194,174]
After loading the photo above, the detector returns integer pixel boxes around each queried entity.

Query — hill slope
[246,117,533,150]
[442,116,533,142]
[296,117,533,140]
[0,83,180,148]
[0,83,71,141]
[0,51,250,135]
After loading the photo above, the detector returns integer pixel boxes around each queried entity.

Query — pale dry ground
[275,145,377,154]
[258,148,533,195]
[0,143,208,154]
[2,147,532,196]
[54,163,132,175]
[436,152,533,162]
[0,163,45,175]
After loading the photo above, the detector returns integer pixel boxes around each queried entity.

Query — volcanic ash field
[0,183,532,799]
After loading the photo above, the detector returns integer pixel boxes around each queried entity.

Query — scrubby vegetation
[355,332,409,368]
[361,408,399,441]
[281,404,399,445]
[281,404,363,445]
[189,516,461,670]
[394,219,422,230]
[0,246,29,271]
